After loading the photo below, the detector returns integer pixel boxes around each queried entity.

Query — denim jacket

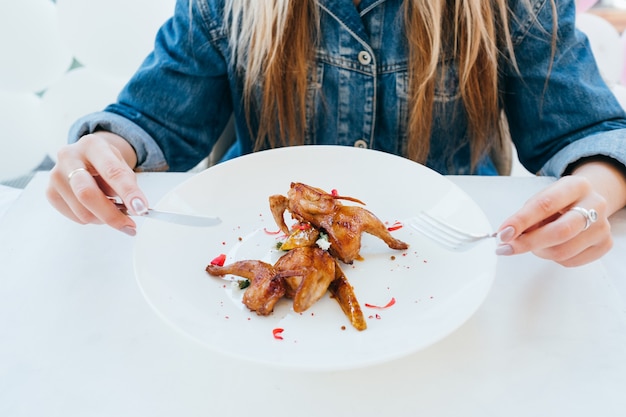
[70,0,626,176]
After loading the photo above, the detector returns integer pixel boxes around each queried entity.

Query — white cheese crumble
[316,233,331,251]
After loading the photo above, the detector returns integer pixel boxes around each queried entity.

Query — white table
[1,172,625,417]
[0,185,21,221]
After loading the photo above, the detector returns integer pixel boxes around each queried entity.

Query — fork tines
[409,211,493,252]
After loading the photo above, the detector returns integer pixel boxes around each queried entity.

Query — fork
[407,211,497,252]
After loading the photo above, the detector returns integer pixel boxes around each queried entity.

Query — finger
[65,165,138,234]
[57,143,138,232]
[497,176,591,242]
[48,140,141,236]
[533,233,613,267]
[81,136,149,216]
[94,175,118,197]
[46,173,89,224]
[521,212,561,234]
[498,205,611,261]
[47,162,102,224]
[505,209,592,254]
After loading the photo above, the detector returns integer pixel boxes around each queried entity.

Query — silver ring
[569,206,598,231]
[67,167,88,182]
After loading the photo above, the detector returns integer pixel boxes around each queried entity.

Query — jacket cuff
[540,130,626,177]
[68,111,169,172]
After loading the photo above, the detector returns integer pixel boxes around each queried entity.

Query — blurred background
[1,0,626,191]
[0,0,175,188]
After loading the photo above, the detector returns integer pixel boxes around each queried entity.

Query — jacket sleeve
[69,0,234,172]
[503,0,626,176]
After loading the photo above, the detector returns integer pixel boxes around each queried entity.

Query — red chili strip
[331,189,339,196]
[387,221,403,231]
[272,328,284,340]
[365,297,396,309]
[264,228,281,235]
[294,223,311,230]
[210,253,226,266]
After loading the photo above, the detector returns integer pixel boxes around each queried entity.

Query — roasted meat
[206,246,367,330]
[206,260,285,316]
[207,183,404,330]
[274,246,336,312]
[206,247,335,314]
[269,182,409,264]
[328,261,367,331]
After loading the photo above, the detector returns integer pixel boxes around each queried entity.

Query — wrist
[571,158,626,214]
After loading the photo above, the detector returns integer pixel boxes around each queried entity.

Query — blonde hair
[225,0,555,170]
[225,0,317,147]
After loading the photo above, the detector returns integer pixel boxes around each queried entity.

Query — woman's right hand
[46,132,149,236]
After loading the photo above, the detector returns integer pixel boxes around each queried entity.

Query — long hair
[225,0,317,147]
[225,0,556,170]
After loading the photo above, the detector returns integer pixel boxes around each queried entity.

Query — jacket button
[358,51,372,65]
[354,139,368,148]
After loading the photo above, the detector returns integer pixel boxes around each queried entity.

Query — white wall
[0,0,175,183]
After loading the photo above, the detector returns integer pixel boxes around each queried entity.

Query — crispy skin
[206,247,365,329]
[206,247,336,315]
[270,182,408,264]
[208,183,404,329]
[269,194,290,234]
[328,261,367,331]
[206,260,285,316]
[274,247,336,313]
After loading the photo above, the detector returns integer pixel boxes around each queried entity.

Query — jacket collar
[315,0,389,44]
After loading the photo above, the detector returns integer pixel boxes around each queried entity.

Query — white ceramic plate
[134,146,497,371]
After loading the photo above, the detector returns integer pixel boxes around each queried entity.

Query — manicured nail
[497,226,515,243]
[121,226,136,237]
[495,244,513,256]
[130,198,149,216]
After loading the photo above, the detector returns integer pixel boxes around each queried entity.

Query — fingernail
[121,226,136,237]
[495,244,513,256]
[130,198,149,216]
[497,226,515,243]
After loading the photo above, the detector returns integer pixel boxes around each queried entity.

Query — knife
[112,201,221,227]
[141,208,221,227]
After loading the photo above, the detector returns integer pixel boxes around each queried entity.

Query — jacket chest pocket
[435,58,461,103]
[432,58,466,142]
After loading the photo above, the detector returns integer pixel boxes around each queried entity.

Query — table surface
[1,172,626,417]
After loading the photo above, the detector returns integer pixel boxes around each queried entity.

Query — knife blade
[112,200,221,227]
[143,208,221,227]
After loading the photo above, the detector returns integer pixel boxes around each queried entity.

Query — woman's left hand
[496,159,626,267]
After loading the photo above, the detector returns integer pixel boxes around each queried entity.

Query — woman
[47,0,626,267]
